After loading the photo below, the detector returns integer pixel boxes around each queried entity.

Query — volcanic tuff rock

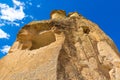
[0,10,120,80]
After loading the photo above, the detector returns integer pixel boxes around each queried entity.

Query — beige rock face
[0,10,120,80]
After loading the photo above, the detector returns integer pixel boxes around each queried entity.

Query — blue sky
[0,0,120,58]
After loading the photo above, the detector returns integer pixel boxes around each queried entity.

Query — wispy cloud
[12,0,23,6]
[26,0,35,6]
[0,0,25,26]
[37,5,41,8]
[0,29,10,39]
[26,1,32,6]
[0,23,5,27]
[0,45,11,54]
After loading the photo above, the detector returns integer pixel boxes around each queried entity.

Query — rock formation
[0,10,120,80]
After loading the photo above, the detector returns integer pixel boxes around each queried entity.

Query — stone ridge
[0,10,120,80]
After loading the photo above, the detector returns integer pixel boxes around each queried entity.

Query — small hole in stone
[82,26,90,34]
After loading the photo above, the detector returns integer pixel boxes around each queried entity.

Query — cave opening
[30,31,56,50]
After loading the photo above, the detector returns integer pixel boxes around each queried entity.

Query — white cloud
[26,0,33,6]
[29,2,32,6]
[0,23,5,27]
[0,0,25,26]
[29,15,34,19]
[0,6,25,22]
[0,45,11,54]
[37,5,40,8]
[0,29,10,39]
[0,0,25,22]
[12,0,23,6]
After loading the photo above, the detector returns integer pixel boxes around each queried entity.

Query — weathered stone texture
[0,10,120,80]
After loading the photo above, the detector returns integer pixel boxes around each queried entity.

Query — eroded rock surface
[0,10,120,80]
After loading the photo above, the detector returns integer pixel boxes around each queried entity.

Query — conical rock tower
[0,10,120,80]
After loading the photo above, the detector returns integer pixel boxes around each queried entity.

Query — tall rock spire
[0,10,120,80]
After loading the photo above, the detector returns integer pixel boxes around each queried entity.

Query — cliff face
[0,10,120,80]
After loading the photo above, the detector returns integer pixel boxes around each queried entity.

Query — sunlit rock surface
[0,10,120,80]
